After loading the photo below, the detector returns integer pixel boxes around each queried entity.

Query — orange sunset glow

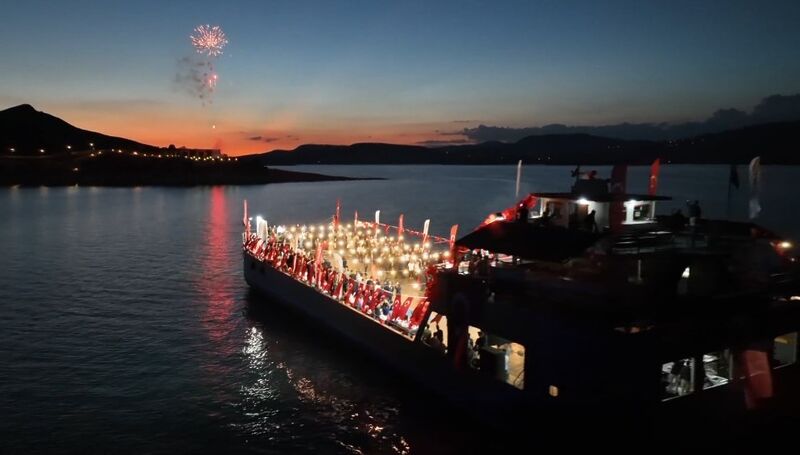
[31,102,470,156]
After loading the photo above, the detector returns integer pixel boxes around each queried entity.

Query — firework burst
[190,25,228,57]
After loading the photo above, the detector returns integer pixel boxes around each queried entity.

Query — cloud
[434,129,469,136]
[451,119,477,124]
[247,135,281,142]
[459,94,800,142]
[416,139,473,147]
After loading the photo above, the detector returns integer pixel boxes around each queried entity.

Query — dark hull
[243,251,527,425]
[244,249,800,443]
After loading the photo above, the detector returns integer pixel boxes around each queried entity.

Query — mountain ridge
[2,103,799,165]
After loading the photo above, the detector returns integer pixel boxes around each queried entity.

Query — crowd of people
[244,221,450,338]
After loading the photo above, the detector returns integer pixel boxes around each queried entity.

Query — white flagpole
[243,199,250,235]
[749,156,761,219]
[515,160,522,198]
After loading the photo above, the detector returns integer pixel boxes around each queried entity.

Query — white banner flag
[749,156,761,219]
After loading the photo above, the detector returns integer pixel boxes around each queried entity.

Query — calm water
[1,165,799,453]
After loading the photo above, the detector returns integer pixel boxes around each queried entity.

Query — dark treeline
[0,154,359,186]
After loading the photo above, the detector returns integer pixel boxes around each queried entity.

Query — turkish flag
[389,294,404,321]
[409,298,429,327]
[449,224,459,255]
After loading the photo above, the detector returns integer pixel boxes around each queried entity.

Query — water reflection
[241,299,413,454]
[196,187,240,408]
[199,186,237,346]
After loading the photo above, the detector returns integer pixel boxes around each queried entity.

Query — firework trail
[175,58,217,105]
[191,25,228,57]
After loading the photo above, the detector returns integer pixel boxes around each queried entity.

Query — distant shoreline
[0,155,376,187]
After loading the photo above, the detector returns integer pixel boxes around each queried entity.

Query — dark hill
[663,121,800,164]
[0,104,158,155]
[255,121,800,165]
[0,104,360,185]
[257,134,660,165]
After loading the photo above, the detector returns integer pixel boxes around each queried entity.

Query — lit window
[662,358,695,400]
[702,351,732,390]
[774,332,798,368]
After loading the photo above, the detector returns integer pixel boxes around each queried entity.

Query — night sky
[2,0,799,154]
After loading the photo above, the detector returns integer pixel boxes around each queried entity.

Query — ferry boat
[242,169,800,441]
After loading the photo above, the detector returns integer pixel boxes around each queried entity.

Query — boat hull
[242,250,529,424]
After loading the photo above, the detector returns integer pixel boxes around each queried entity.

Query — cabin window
[702,350,732,390]
[773,332,797,368]
[661,358,695,400]
[632,203,651,221]
[421,312,447,355]
[470,325,525,390]
[542,201,567,227]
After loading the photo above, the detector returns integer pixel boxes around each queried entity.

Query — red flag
[483,194,538,227]
[738,349,773,409]
[449,224,459,256]
[398,214,404,237]
[389,294,403,320]
[364,289,375,311]
[314,242,323,266]
[609,164,628,233]
[355,287,366,310]
[409,298,429,327]
[395,296,414,320]
[648,158,660,196]
[372,289,387,311]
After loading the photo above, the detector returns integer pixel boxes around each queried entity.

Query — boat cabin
[530,178,669,231]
